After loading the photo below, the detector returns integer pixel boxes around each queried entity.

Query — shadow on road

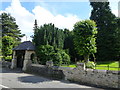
[1,68,53,84]
[18,76,52,83]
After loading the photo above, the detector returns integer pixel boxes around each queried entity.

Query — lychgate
[11,41,36,71]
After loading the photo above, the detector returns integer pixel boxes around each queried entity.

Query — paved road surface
[0,68,105,89]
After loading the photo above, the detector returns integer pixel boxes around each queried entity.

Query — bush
[36,45,70,66]
[51,53,62,66]
[36,45,54,64]
[61,52,70,65]
[54,48,70,65]
[85,61,95,69]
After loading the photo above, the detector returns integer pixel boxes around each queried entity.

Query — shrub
[54,48,70,65]
[36,45,70,66]
[61,52,70,65]
[85,61,95,69]
[36,45,54,64]
[51,53,62,66]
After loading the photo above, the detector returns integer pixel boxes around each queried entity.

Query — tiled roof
[13,41,35,51]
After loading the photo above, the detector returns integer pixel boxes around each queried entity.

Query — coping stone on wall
[85,68,93,71]
[93,69,99,73]
[107,70,119,75]
[97,70,107,74]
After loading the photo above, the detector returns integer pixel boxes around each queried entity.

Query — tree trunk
[84,54,89,63]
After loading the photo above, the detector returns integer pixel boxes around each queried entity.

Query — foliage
[0,12,25,46]
[33,21,78,63]
[51,53,62,66]
[33,23,65,49]
[2,36,14,61]
[76,60,85,63]
[2,36,14,56]
[61,51,70,65]
[54,48,70,65]
[36,45,70,65]
[73,20,97,62]
[90,1,120,61]
[114,18,120,60]
[0,36,2,56]
[4,56,12,62]
[85,61,95,69]
[36,45,54,64]
[63,30,79,62]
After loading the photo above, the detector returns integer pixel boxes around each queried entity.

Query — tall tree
[114,18,120,60]
[73,20,97,62]
[33,21,80,63]
[0,34,2,57]
[0,12,25,45]
[33,23,65,49]
[32,19,39,45]
[63,29,78,62]
[90,0,118,61]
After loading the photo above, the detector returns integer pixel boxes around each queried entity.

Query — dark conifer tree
[90,0,119,61]
[0,12,24,45]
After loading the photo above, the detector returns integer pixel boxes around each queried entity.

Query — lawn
[61,61,120,71]
[61,64,76,68]
[95,61,119,71]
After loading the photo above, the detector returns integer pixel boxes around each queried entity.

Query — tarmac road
[0,68,105,89]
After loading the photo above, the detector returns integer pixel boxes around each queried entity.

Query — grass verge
[61,61,120,71]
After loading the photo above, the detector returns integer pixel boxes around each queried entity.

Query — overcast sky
[0,0,119,42]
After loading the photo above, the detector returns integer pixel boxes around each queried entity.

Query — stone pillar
[22,51,32,71]
[11,51,17,69]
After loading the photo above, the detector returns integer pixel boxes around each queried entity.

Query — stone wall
[0,61,11,68]
[63,67,120,89]
[26,64,65,80]
[26,64,120,89]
